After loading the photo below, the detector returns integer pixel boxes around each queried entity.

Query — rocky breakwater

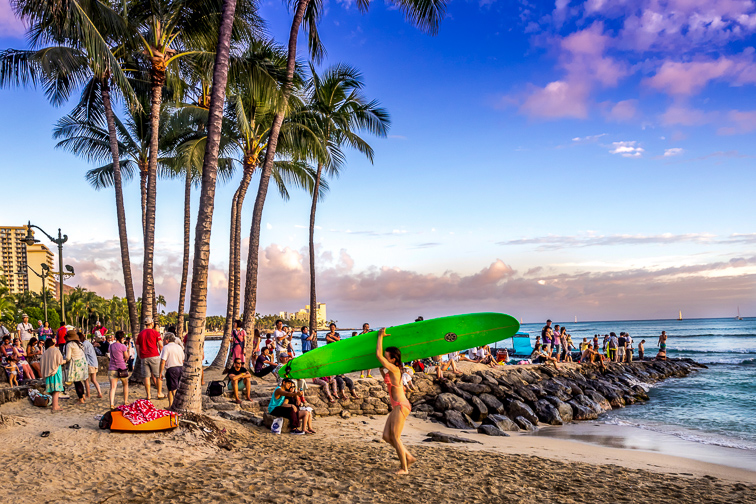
[407,359,705,437]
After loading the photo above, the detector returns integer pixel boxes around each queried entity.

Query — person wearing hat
[136,316,164,400]
[17,314,34,345]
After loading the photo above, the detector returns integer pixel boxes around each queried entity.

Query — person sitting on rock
[224,358,252,404]
[533,346,559,369]
[459,347,480,363]
[253,347,278,379]
[478,345,497,368]
[401,366,416,392]
[268,378,313,435]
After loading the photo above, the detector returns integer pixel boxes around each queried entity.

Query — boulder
[568,401,598,421]
[470,396,489,421]
[424,431,481,444]
[545,397,573,423]
[507,400,538,425]
[478,393,505,414]
[482,413,519,432]
[534,399,563,425]
[460,374,483,384]
[514,416,537,431]
[586,391,612,412]
[515,386,538,403]
[477,424,509,437]
[444,409,475,429]
[456,382,491,396]
[414,403,435,413]
[434,393,474,416]
[444,384,473,402]
[478,373,500,389]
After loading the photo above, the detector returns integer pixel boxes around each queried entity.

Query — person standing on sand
[360,323,375,379]
[376,328,415,474]
[136,317,164,400]
[79,332,103,399]
[64,330,89,404]
[159,333,185,407]
[108,331,130,409]
[40,338,65,412]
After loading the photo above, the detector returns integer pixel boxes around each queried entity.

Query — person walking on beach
[136,317,164,400]
[376,328,415,474]
[159,333,185,407]
[40,338,65,412]
[360,323,375,379]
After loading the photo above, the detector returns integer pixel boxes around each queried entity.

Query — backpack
[207,380,226,397]
[99,411,113,430]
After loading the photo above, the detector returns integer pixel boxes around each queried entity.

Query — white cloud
[663,148,684,157]
[266,223,273,230]
[609,141,644,158]
[572,133,607,142]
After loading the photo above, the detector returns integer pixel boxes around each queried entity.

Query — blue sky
[1,0,755,325]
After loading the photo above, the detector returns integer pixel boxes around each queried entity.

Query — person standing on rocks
[656,331,667,360]
[541,319,553,356]
[376,328,415,474]
[625,333,634,363]
[359,323,375,379]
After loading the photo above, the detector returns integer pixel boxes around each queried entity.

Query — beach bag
[28,389,51,407]
[116,368,129,379]
[207,380,225,397]
[271,417,283,434]
[99,411,113,430]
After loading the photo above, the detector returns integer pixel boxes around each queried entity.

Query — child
[401,366,415,392]
[5,357,19,387]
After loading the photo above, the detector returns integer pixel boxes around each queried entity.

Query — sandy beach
[2,379,755,504]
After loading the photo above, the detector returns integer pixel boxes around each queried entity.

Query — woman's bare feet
[395,469,409,475]
[407,453,417,466]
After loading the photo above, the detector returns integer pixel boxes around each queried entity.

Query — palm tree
[302,64,389,340]
[156,294,167,314]
[125,0,262,330]
[208,41,325,369]
[240,0,447,346]
[1,0,141,336]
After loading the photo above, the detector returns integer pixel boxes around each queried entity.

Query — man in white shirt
[158,333,185,407]
[272,320,287,360]
[17,314,34,344]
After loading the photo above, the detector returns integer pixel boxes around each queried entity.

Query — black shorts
[166,366,183,392]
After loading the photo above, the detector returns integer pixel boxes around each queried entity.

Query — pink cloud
[519,80,590,119]
[643,56,744,96]
[602,99,638,122]
[718,109,756,134]
[660,104,713,126]
[0,0,25,38]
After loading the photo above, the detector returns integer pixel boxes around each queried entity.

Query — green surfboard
[279,312,520,379]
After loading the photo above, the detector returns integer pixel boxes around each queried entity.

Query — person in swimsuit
[376,328,415,475]
[656,331,667,360]
[5,358,19,387]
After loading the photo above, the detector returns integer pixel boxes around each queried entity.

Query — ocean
[204,317,756,455]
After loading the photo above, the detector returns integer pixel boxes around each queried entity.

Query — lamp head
[22,223,39,246]
[65,265,75,275]
[41,263,49,272]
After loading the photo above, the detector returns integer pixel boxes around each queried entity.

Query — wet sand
[2,386,755,503]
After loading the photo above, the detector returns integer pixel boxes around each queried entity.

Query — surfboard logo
[444,332,458,342]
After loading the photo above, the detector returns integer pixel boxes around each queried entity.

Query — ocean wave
[661,333,756,338]
[669,348,756,354]
[601,418,756,451]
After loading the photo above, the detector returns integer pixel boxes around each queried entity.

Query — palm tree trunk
[140,168,147,234]
[101,78,139,337]
[242,0,311,363]
[141,66,164,330]
[176,166,192,342]
[226,161,253,368]
[308,162,323,348]
[209,183,240,369]
[171,0,237,413]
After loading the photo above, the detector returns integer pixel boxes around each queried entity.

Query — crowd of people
[530,319,670,371]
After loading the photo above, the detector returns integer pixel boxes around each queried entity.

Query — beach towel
[116,399,172,426]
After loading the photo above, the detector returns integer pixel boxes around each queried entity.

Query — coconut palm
[1,0,142,336]
[240,0,447,348]
[125,0,263,330]
[302,64,389,340]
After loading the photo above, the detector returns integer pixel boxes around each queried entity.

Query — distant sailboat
[574,315,578,323]
[736,307,743,321]
[678,310,683,321]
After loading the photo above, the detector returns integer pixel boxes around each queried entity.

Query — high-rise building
[0,225,56,296]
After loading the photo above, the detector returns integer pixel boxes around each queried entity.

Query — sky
[1,0,755,326]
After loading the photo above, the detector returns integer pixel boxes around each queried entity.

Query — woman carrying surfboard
[376,328,416,474]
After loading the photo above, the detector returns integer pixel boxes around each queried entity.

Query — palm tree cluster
[2,0,447,412]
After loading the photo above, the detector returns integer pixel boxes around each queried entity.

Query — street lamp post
[22,221,70,324]
[23,263,51,324]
